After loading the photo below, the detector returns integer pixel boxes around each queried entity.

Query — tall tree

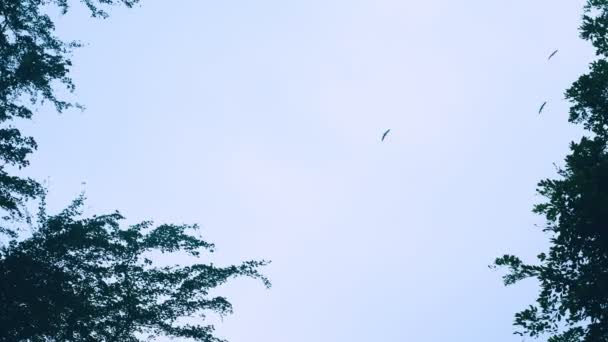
[0,196,270,341]
[495,1,608,341]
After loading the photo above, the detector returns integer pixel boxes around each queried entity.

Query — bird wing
[539,101,547,114]
[381,129,390,141]
[548,49,558,60]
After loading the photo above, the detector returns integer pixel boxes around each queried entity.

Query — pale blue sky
[22,0,595,341]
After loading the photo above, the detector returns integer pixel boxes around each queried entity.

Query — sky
[19,0,597,341]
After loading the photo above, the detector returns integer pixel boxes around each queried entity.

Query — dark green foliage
[581,0,608,57]
[494,2,608,341]
[0,2,271,341]
[1,2,271,341]
[0,196,271,341]
[0,0,139,221]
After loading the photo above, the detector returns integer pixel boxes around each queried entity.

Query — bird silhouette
[548,49,558,60]
[539,101,547,114]
[381,129,391,141]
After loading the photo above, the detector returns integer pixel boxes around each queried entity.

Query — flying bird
[381,129,391,142]
[539,101,547,114]
[548,49,559,60]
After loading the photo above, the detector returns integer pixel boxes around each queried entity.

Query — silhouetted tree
[0,0,139,226]
[495,1,608,341]
[0,2,271,341]
[0,196,270,341]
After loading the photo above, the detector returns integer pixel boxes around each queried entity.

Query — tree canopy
[0,196,270,341]
[495,1,608,341]
[0,2,271,341]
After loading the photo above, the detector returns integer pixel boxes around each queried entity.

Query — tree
[0,0,139,227]
[0,1,271,341]
[494,1,608,341]
[0,196,271,341]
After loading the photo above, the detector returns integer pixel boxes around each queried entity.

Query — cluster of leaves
[0,196,271,341]
[494,1,608,341]
[0,0,140,224]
